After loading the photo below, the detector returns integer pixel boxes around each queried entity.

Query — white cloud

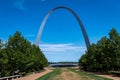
[13,0,27,11]
[39,43,86,61]
[39,43,86,53]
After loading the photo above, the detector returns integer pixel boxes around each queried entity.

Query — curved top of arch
[36,6,90,50]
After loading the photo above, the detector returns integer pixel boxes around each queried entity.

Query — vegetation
[36,69,61,80]
[49,61,78,64]
[69,68,112,80]
[37,68,111,80]
[0,31,48,77]
[79,28,120,72]
[58,61,78,64]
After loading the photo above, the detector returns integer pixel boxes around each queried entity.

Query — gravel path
[16,68,52,80]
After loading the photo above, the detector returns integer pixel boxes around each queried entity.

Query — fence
[0,75,22,80]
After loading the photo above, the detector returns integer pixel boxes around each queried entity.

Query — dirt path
[15,67,120,80]
[98,74,120,80]
[16,68,52,80]
[53,68,90,80]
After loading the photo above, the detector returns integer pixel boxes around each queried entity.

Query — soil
[79,69,120,80]
[16,68,52,80]
[98,74,120,80]
[52,68,90,80]
[15,67,120,80]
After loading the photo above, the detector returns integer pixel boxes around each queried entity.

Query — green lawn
[36,68,112,80]
[36,69,61,80]
[68,68,112,80]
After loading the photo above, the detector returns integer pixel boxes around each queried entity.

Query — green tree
[0,40,9,77]
[0,31,48,77]
[79,28,120,72]
[109,28,120,70]
[5,31,48,75]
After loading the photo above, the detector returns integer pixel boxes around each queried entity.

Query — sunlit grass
[36,69,61,80]
[68,68,112,80]
[36,68,112,80]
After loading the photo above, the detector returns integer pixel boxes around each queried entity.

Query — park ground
[16,68,52,80]
[17,67,120,80]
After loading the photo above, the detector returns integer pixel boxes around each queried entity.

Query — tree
[79,28,120,72]
[109,28,120,70]
[0,31,49,76]
[0,40,9,77]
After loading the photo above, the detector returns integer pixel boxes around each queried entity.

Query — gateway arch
[36,6,90,50]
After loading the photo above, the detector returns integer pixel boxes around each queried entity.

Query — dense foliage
[79,28,120,72]
[0,31,48,77]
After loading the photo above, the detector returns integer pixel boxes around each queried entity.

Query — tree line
[0,31,48,77]
[79,28,120,72]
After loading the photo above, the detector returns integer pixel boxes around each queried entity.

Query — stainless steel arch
[36,6,90,50]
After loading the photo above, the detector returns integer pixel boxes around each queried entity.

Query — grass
[68,68,113,80]
[36,68,61,80]
[36,68,113,80]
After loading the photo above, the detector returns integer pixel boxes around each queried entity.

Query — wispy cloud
[39,43,86,53]
[13,0,27,11]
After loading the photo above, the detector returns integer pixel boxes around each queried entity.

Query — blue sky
[0,0,120,62]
